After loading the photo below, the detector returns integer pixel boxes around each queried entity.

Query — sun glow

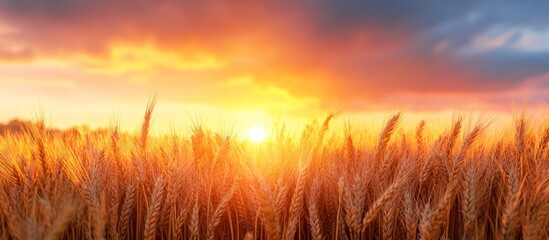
[247,126,267,143]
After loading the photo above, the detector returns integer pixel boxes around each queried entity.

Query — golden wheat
[0,103,548,239]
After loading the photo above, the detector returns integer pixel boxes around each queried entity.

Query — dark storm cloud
[297,0,549,101]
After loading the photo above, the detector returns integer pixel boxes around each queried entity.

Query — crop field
[0,104,548,240]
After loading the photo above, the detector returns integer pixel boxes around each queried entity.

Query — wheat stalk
[461,167,477,239]
[188,195,201,240]
[523,180,549,239]
[207,181,238,240]
[284,164,311,240]
[174,193,194,239]
[140,96,156,154]
[144,176,166,240]
[403,191,417,240]
[501,169,523,240]
[382,198,397,240]
[444,118,462,160]
[119,182,137,238]
[375,113,401,165]
[254,174,281,240]
[307,179,323,240]
[416,120,426,158]
[419,184,455,240]
[362,175,407,231]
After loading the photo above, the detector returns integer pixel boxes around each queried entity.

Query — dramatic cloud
[0,0,548,117]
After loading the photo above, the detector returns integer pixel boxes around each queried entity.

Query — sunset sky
[0,1,548,132]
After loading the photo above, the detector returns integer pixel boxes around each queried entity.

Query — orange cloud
[0,1,547,117]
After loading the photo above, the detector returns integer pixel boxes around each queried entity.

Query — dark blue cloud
[300,0,549,95]
[465,50,549,79]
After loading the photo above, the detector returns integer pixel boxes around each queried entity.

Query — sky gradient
[0,1,548,130]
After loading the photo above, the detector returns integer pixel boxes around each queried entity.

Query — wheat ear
[119,182,137,238]
[207,182,238,240]
[144,176,166,240]
[307,179,323,240]
[375,113,401,165]
[362,176,407,231]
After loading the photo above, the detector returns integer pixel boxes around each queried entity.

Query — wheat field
[0,103,548,240]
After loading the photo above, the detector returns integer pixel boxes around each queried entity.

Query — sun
[248,126,267,143]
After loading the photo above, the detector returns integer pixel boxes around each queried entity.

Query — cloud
[0,45,34,62]
[0,0,548,113]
